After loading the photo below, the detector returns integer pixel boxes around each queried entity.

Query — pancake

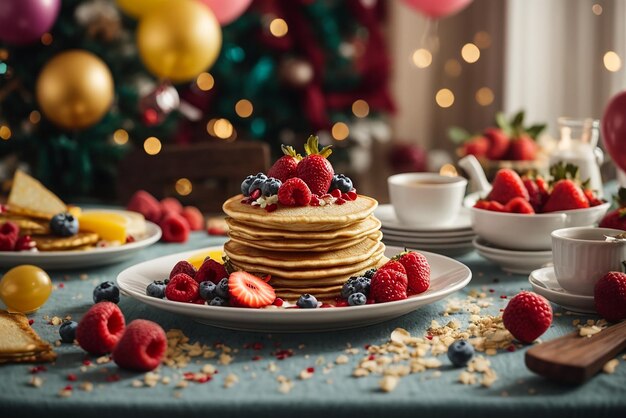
[223,194,378,231]
[33,232,99,251]
[224,236,381,268]
[273,285,343,300]
[225,216,381,240]
[228,231,382,252]
[0,214,49,235]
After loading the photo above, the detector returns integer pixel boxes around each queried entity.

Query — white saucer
[473,237,552,274]
[380,227,476,240]
[529,267,596,313]
[375,204,472,232]
[382,230,475,245]
[382,239,474,257]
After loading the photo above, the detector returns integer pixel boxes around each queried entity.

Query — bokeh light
[352,99,370,118]
[270,18,288,37]
[29,111,41,124]
[175,178,193,196]
[444,59,462,77]
[461,43,480,63]
[331,122,350,140]
[604,51,622,72]
[113,129,129,145]
[143,136,162,155]
[213,118,234,139]
[412,48,432,68]
[473,31,492,49]
[475,87,494,106]
[0,125,11,140]
[235,99,254,118]
[435,89,455,108]
[196,73,214,91]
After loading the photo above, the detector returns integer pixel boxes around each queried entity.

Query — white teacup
[551,227,626,296]
[388,173,467,226]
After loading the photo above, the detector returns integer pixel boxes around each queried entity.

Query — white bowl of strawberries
[462,159,609,251]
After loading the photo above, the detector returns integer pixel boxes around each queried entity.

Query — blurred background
[0,0,623,211]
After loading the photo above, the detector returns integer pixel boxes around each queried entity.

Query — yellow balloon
[116,0,168,18]
[137,0,222,83]
[36,50,114,130]
[0,265,52,313]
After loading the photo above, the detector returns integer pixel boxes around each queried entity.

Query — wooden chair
[117,141,270,213]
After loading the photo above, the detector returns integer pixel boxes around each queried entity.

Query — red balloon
[601,90,626,173]
[200,0,252,25]
[401,0,473,19]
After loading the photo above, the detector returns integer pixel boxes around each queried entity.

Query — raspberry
[160,197,183,215]
[502,291,552,343]
[330,189,342,198]
[76,302,126,355]
[127,190,162,223]
[0,221,19,251]
[169,260,197,280]
[335,197,346,205]
[309,195,321,206]
[345,191,357,201]
[165,273,199,302]
[181,206,204,231]
[594,271,626,322]
[278,178,312,207]
[396,251,430,295]
[112,319,167,371]
[370,269,408,303]
[195,258,227,284]
[160,212,190,243]
[378,260,406,275]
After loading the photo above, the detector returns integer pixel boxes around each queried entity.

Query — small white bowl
[464,192,610,251]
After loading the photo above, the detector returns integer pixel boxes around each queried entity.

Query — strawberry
[295,135,334,196]
[370,268,408,303]
[473,200,505,212]
[523,177,548,212]
[278,177,312,206]
[228,271,276,308]
[502,291,552,343]
[599,208,626,230]
[507,134,537,160]
[594,271,626,322]
[484,127,510,160]
[160,197,183,215]
[377,259,406,275]
[395,251,430,295]
[112,319,166,372]
[76,302,126,355]
[194,258,227,284]
[583,189,603,207]
[462,136,489,158]
[504,196,535,214]
[486,169,529,205]
[542,179,589,212]
[127,190,162,223]
[268,145,302,182]
[181,206,204,230]
[160,212,190,242]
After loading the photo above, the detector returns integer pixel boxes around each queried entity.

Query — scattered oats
[58,388,72,398]
[224,373,239,388]
[458,371,477,385]
[175,380,188,388]
[96,355,111,364]
[353,368,369,377]
[29,376,43,387]
[603,359,619,374]
[485,348,497,356]
[79,274,88,280]
[467,357,490,373]
[315,356,325,365]
[54,340,62,347]
[201,364,216,375]
[423,358,442,369]
[218,353,233,365]
[161,376,171,385]
[336,354,349,365]
[131,380,144,388]
[572,319,581,326]
[323,367,333,374]
[276,376,294,394]
[390,328,411,344]
[304,354,310,359]
[299,369,314,380]
[50,316,62,326]
[344,347,360,355]
[251,372,257,379]
[243,365,250,371]
[579,325,602,337]
[480,370,498,387]
[431,370,442,378]
[379,375,399,392]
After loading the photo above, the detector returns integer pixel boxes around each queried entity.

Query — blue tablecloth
[1,232,624,418]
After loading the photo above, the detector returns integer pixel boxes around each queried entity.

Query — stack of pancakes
[222,194,387,300]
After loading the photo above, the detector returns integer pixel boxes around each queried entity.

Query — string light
[331,122,350,140]
[461,43,480,63]
[0,125,11,140]
[0,49,8,60]
[196,73,214,91]
[473,31,492,49]
[444,59,462,77]
[435,89,454,108]
[143,136,162,155]
[175,178,193,196]
[592,4,603,15]
[235,99,253,118]
[439,164,458,177]
[213,118,234,139]
[29,111,41,124]
[412,48,432,68]
[352,99,370,118]
[113,129,129,145]
[206,119,217,136]
[475,87,494,106]
[603,51,621,72]
[269,18,288,37]
[41,33,53,45]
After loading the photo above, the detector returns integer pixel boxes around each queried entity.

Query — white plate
[0,222,161,269]
[473,237,552,274]
[382,240,474,257]
[529,267,595,313]
[381,228,476,240]
[116,245,472,332]
[375,204,472,232]
[381,231,475,245]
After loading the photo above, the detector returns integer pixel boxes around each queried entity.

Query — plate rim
[375,204,472,232]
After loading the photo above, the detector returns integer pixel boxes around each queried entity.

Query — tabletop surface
[1,232,625,418]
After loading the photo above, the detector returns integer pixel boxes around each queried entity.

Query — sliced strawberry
[228,271,276,308]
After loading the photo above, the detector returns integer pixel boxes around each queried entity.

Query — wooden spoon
[525,321,626,384]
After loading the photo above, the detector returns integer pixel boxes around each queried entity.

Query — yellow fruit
[188,249,224,268]
[78,212,127,243]
[0,265,52,313]
[68,206,82,218]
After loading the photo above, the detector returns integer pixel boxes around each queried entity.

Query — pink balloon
[0,0,61,45]
[602,90,626,173]
[401,0,473,19]
[200,0,252,25]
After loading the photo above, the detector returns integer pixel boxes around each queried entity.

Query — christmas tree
[0,0,393,201]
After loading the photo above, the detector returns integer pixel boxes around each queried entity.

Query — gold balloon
[116,0,168,18]
[36,50,114,130]
[137,0,222,83]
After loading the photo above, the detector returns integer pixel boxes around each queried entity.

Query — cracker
[33,232,99,251]
[0,310,56,364]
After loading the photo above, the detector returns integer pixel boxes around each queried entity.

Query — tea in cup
[387,173,467,226]
[551,227,626,296]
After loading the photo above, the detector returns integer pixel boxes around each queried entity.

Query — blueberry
[297,293,318,309]
[363,269,377,279]
[341,276,369,298]
[261,177,282,196]
[215,277,230,299]
[248,177,267,196]
[447,340,475,367]
[93,281,120,304]
[199,281,217,301]
[146,281,166,298]
[209,296,228,306]
[331,174,353,193]
[341,281,357,299]
[49,213,79,237]
[241,174,256,196]
[59,320,77,343]
[348,292,367,306]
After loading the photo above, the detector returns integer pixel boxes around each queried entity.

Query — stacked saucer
[374,204,476,257]
[473,237,553,274]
